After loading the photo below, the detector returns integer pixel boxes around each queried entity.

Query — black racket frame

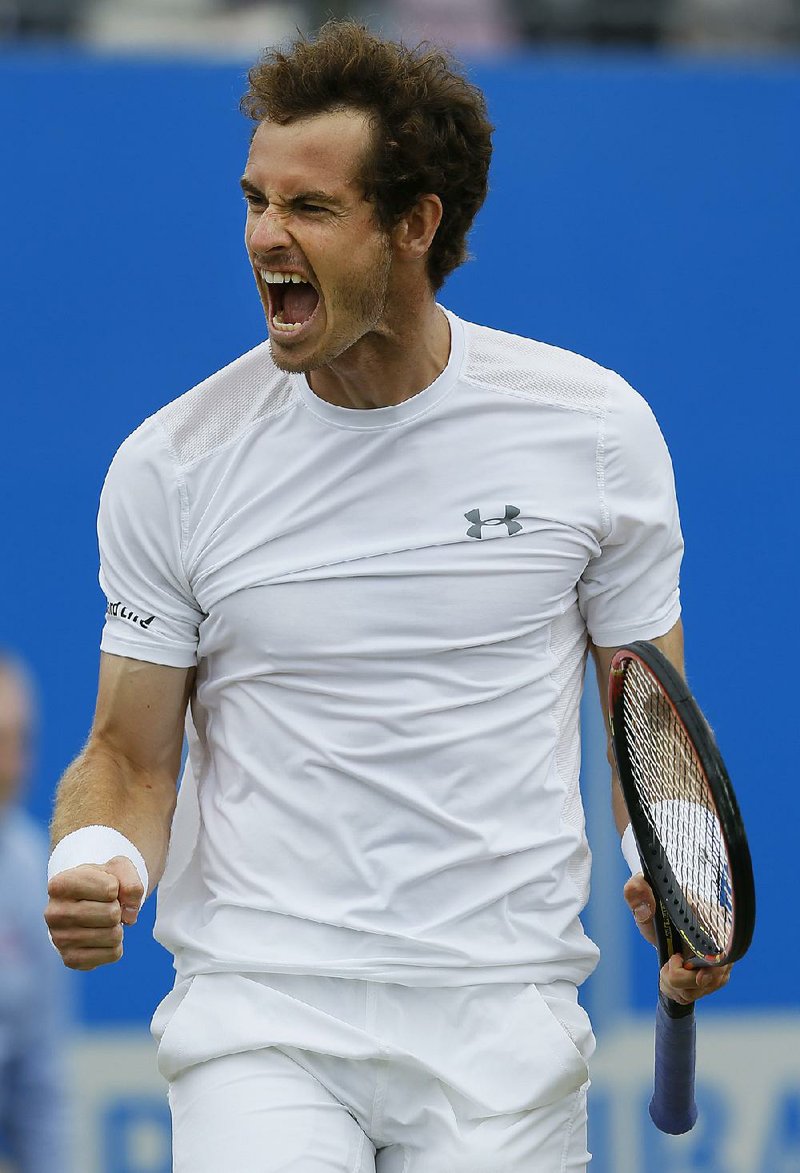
[609,640,755,969]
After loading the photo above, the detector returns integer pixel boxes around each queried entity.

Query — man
[45,22,730,1171]
[0,656,70,1172]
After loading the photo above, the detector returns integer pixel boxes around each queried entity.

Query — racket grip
[649,997,698,1135]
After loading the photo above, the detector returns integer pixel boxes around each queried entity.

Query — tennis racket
[608,641,755,1135]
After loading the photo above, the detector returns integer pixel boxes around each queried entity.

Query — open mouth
[261,269,321,338]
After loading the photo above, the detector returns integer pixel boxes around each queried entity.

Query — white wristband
[48,826,149,907]
[621,823,642,876]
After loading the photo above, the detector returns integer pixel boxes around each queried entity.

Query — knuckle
[47,869,71,892]
[47,914,78,937]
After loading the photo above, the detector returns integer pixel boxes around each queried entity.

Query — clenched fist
[45,855,144,971]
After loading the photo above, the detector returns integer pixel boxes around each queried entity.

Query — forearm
[50,739,177,893]
[611,771,629,838]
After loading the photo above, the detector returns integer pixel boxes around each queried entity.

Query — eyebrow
[239,177,344,208]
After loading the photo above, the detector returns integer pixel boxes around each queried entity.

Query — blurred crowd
[0,655,71,1172]
[2,0,800,53]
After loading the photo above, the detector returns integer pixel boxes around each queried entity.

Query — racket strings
[622,663,732,952]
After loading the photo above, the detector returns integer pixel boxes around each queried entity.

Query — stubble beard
[268,239,393,375]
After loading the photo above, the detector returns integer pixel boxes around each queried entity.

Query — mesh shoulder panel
[155,342,295,468]
[463,321,609,416]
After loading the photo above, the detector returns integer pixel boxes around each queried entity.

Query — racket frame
[608,640,756,1135]
[609,640,755,967]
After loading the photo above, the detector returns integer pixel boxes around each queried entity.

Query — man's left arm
[590,619,732,1006]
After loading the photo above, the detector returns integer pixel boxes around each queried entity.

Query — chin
[268,328,349,375]
[268,340,317,374]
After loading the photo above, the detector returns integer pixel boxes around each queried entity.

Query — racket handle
[649,996,698,1135]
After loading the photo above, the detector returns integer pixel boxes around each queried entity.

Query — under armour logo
[465,505,523,539]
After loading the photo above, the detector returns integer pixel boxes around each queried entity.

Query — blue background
[1,51,796,1025]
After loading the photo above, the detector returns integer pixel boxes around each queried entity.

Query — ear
[392,194,443,262]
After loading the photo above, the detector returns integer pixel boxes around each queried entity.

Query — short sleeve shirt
[98,310,682,987]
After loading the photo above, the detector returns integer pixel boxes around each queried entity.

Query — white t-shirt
[98,309,682,987]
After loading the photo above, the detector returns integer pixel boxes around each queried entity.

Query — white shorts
[153,972,594,1172]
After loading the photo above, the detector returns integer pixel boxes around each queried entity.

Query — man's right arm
[45,651,194,970]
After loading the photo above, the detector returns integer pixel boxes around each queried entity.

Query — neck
[307,298,451,410]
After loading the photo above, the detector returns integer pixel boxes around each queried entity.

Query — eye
[243,193,265,209]
[300,203,326,214]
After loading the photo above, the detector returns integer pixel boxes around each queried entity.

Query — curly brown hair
[241,21,493,291]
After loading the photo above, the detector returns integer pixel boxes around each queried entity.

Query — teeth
[260,269,309,285]
[271,312,303,332]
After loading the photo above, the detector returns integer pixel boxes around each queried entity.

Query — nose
[248,206,293,254]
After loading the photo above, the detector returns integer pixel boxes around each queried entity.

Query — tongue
[283,284,319,325]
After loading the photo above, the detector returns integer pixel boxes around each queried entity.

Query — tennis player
[44,22,731,1170]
